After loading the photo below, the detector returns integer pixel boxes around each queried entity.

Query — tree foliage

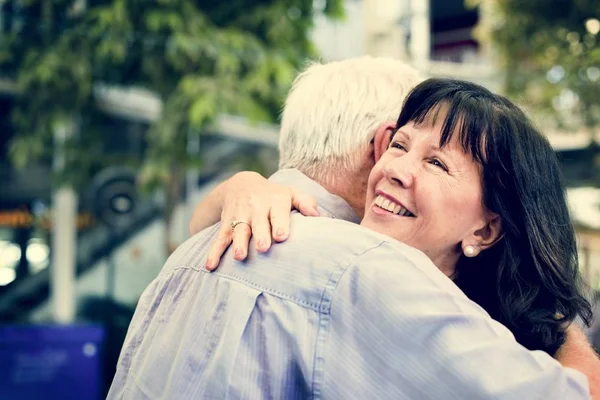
[0,0,343,248]
[470,0,600,131]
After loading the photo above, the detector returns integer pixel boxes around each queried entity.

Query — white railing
[0,79,280,147]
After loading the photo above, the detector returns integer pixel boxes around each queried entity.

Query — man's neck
[270,169,361,223]
[316,177,364,219]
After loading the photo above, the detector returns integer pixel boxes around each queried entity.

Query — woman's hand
[189,171,319,270]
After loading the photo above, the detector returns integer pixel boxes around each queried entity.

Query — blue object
[0,324,105,400]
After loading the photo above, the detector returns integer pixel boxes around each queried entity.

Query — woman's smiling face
[361,114,495,276]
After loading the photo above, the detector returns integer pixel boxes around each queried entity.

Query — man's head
[278,56,422,216]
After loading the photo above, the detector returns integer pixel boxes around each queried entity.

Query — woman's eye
[390,142,407,151]
[430,158,448,172]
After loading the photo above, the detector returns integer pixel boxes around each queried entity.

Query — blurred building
[312,0,500,90]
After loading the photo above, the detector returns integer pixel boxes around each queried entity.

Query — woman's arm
[189,170,319,270]
[189,179,229,235]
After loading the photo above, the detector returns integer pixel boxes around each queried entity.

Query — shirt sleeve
[320,241,591,400]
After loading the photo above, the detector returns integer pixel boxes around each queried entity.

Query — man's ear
[373,121,397,162]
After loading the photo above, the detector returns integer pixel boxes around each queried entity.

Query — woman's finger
[291,190,320,217]
[269,190,293,243]
[252,209,273,253]
[236,194,271,252]
[231,222,252,261]
[205,226,233,271]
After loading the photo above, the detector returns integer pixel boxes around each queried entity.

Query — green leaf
[8,135,46,168]
[189,92,217,127]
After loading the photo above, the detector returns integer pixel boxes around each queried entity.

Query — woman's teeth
[374,195,414,217]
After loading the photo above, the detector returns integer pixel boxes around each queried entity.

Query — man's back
[108,214,384,399]
[110,212,591,400]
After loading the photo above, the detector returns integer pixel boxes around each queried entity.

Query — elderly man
[109,58,599,399]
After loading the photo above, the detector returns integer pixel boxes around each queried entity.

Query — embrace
[109,57,599,399]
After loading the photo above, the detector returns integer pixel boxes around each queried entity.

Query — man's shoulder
[285,214,387,255]
[165,224,220,268]
[297,222,467,309]
[286,215,435,270]
[210,215,389,312]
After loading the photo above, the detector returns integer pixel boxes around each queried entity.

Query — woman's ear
[373,121,397,162]
[474,214,503,251]
[462,214,503,257]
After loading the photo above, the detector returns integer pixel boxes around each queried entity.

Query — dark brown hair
[396,78,592,354]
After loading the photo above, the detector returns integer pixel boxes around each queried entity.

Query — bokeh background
[0,0,599,398]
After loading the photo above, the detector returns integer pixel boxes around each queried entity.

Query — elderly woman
[190,78,594,358]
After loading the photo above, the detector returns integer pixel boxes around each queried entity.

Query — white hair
[278,56,423,182]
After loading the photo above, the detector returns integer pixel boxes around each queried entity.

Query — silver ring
[231,220,251,232]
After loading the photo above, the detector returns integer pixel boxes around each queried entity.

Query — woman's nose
[383,155,416,188]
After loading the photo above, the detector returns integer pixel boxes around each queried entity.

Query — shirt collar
[268,169,360,224]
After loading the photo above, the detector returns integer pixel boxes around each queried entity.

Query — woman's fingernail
[205,258,213,270]
[234,248,244,258]
[257,240,266,250]
[276,229,285,238]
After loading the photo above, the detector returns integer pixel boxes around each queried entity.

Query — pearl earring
[463,245,479,258]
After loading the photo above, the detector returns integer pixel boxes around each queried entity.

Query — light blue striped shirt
[109,169,590,400]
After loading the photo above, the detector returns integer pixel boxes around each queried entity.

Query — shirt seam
[316,204,339,220]
[212,269,326,311]
[161,265,327,312]
[311,240,391,399]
